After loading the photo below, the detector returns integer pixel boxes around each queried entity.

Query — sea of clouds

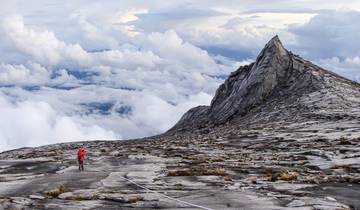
[0,0,359,151]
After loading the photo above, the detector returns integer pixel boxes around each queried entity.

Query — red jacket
[78,148,85,161]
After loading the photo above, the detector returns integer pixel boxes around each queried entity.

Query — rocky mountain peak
[168,36,360,132]
[257,35,288,59]
[208,35,292,123]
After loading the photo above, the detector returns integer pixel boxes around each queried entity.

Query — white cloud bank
[0,94,117,151]
[0,15,91,68]
[0,13,241,152]
[288,11,360,82]
[289,10,360,59]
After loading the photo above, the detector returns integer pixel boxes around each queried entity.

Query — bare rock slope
[0,36,360,210]
[168,36,360,132]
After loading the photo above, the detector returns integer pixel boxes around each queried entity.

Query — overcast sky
[0,0,359,151]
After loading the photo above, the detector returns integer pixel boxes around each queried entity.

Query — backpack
[78,148,85,161]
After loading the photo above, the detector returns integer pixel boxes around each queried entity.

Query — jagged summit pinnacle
[269,34,280,42]
[254,35,288,67]
[168,36,360,133]
[206,36,293,123]
[260,35,288,56]
[261,35,286,53]
[267,35,281,46]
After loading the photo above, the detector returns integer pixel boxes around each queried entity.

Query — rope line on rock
[119,175,215,210]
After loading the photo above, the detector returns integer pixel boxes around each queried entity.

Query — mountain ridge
[168,35,360,133]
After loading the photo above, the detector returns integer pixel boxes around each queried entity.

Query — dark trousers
[78,159,84,171]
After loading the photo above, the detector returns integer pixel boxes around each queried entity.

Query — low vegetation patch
[185,155,210,162]
[167,168,226,177]
[66,195,97,201]
[101,195,143,203]
[249,176,257,184]
[45,185,65,198]
[331,164,352,170]
[278,171,299,181]
[339,175,360,184]
[337,136,358,145]
[100,190,129,195]
[127,195,143,203]
[224,176,233,182]
[340,175,352,183]
[266,169,299,182]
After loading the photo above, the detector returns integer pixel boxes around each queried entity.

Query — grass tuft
[45,185,65,198]
[167,168,226,177]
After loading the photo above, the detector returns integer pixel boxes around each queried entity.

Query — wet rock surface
[0,36,359,209]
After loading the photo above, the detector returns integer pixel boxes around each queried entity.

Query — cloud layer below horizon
[0,0,359,151]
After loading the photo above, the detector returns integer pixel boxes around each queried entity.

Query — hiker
[77,146,86,171]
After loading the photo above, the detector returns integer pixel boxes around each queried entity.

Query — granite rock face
[168,36,360,132]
